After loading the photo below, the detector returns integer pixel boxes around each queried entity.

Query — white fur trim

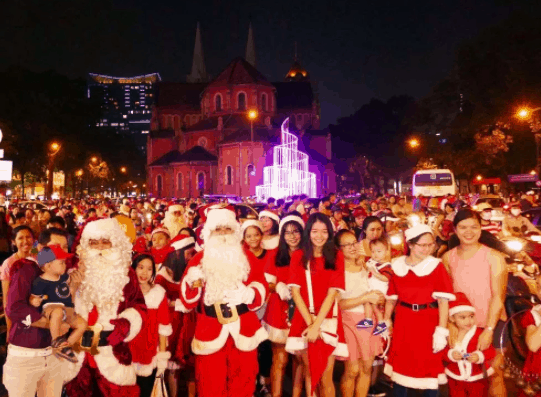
[385,294,398,300]
[159,323,173,336]
[384,363,443,389]
[171,237,195,250]
[203,208,239,236]
[279,215,305,234]
[287,283,301,289]
[167,205,184,214]
[432,292,456,302]
[532,305,541,326]
[241,220,263,236]
[181,279,202,304]
[263,321,289,344]
[449,304,476,316]
[81,218,127,241]
[391,255,440,277]
[264,273,277,284]
[144,284,166,309]
[175,298,191,313]
[191,317,268,355]
[151,228,170,238]
[475,350,485,364]
[445,367,494,382]
[133,347,159,377]
[62,351,85,384]
[405,224,433,242]
[259,210,280,223]
[285,336,348,357]
[248,281,266,310]
[118,307,143,343]
[261,235,279,250]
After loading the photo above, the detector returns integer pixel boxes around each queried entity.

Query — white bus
[412,169,456,197]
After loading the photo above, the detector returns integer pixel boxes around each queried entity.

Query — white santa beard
[79,248,130,315]
[163,215,185,238]
[201,234,250,306]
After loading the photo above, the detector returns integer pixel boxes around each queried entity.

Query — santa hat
[201,207,239,243]
[449,292,475,316]
[241,219,263,236]
[119,204,130,216]
[404,224,433,242]
[279,215,305,234]
[167,204,184,214]
[151,227,170,239]
[259,210,280,223]
[170,234,195,251]
[353,208,367,218]
[81,218,127,242]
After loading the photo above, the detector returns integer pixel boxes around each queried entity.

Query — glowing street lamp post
[248,110,258,194]
[46,142,61,200]
[517,107,541,174]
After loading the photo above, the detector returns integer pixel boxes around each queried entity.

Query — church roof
[207,57,274,88]
[273,82,314,109]
[149,146,218,166]
[155,82,206,109]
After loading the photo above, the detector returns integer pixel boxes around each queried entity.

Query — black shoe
[367,383,388,397]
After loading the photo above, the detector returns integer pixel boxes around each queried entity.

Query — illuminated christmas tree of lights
[256,117,316,200]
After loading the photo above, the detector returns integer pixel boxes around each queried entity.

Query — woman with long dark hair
[260,210,281,250]
[286,213,348,397]
[264,214,305,397]
[358,216,386,258]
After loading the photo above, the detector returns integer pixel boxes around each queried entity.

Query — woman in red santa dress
[518,272,541,397]
[264,214,306,397]
[63,218,147,397]
[383,224,455,397]
[176,208,269,397]
[285,213,348,397]
[154,234,197,397]
[130,253,172,397]
[259,210,281,250]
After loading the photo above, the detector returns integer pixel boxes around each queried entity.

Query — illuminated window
[246,164,255,184]
[123,115,127,119]
[225,166,233,185]
[237,93,246,110]
[197,172,205,191]
[261,93,267,112]
[215,94,222,111]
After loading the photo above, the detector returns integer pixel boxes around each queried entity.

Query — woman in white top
[336,230,385,397]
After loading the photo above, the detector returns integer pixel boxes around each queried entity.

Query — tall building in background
[87,73,161,151]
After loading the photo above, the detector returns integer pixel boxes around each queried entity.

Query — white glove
[432,326,449,353]
[155,351,171,377]
[223,285,256,305]
[275,282,291,301]
[184,266,205,287]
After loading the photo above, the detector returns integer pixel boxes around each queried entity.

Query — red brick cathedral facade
[147,24,337,199]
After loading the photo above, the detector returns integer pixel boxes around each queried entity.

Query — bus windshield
[414,173,453,186]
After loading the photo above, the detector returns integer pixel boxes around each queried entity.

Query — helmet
[475,203,492,212]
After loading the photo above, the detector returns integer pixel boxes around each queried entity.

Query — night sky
[0,0,531,127]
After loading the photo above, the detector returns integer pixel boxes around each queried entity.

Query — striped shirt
[481,221,501,236]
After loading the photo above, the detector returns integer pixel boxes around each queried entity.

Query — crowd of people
[1,190,541,397]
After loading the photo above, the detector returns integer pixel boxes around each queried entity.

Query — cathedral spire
[245,22,257,68]
[187,22,207,83]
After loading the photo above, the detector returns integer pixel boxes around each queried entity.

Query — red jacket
[176,250,268,355]
[443,326,496,382]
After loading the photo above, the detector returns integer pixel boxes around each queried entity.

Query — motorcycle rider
[476,203,503,238]
[502,202,539,237]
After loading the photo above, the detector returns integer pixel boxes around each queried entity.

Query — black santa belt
[72,323,113,356]
[399,301,438,311]
[198,302,249,324]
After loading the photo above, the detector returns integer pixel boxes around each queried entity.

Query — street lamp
[91,156,98,163]
[408,138,420,149]
[516,106,541,174]
[50,142,60,152]
[247,110,258,194]
[476,175,483,181]
[46,142,62,200]
[120,167,127,173]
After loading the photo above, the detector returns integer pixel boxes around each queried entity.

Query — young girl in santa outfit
[383,224,455,397]
[154,235,197,397]
[150,227,172,271]
[518,272,541,397]
[286,213,348,397]
[443,292,496,397]
[264,214,306,397]
[130,254,173,397]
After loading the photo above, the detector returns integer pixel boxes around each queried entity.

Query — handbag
[150,375,169,397]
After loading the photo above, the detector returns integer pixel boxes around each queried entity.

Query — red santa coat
[131,284,172,376]
[176,251,268,355]
[64,268,147,386]
[519,307,541,397]
[443,326,496,382]
[263,248,293,344]
[384,256,455,390]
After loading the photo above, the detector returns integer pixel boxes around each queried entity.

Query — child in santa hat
[150,228,172,270]
[444,292,496,397]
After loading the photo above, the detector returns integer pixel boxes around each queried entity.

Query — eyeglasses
[340,242,357,249]
[284,230,301,237]
[415,243,435,249]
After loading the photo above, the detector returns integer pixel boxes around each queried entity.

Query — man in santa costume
[176,207,269,397]
[64,218,147,397]
[163,203,186,238]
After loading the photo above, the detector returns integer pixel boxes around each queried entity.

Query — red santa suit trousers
[447,378,488,397]
[195,336,258,397]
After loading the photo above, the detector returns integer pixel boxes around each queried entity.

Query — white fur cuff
[118,308,143,342]
[159,323,173,336]
[175,299,191,313]
[474,350,485,364]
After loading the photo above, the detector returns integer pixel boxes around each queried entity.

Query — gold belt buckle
[214,301,239,325]
[73,323,103,356]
